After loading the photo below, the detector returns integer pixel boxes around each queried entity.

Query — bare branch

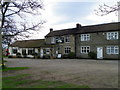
[1,0,45,44]
[95,3,120,16]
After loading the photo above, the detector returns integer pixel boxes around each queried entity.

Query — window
[43,48,50,54]
[43,49,46,54]
[81,46,90,54]
[51,37,55,44]
[46,48,50,54]
[64,47,71,54]
[12,49,17,54]
[81,34,90,41]
[107,46,119,54]
[107,32,118,40]
[28,49,34,55]
[22,49,26,55]
[64,36,70,43]
[55,37,64,43]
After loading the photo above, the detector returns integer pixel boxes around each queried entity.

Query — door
[97,47,103,59]
[40,49,43,58]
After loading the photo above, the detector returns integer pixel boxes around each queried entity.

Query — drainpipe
[75,23,82,58]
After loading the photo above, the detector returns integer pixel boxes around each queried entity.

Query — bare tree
[0,0,45,68]
[1,0,45,39]
[94,2,120,16]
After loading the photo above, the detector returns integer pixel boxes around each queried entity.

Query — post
[0,5,2,90]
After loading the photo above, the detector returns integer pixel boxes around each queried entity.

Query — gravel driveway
[3,58,118,88]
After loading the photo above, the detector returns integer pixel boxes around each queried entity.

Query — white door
[40,49,43,58]
[97,47,103,59]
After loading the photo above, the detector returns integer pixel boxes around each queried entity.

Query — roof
[45,28,77,37]
[45,22,120,37]
[76,22,120,34]
[10,39,52,48]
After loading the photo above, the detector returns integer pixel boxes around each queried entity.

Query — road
[3,58,118,88]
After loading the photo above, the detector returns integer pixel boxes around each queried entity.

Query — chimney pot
[76,23,81,29]
[50,28,53,32]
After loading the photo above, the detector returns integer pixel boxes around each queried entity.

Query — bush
[43,55,50,59]
[16,52,21,58]
[8,55,12,58]
[88,52,97,59]
[36,56,40,59]
[1,64,7,69]
[68,52,75,59]
[62,54,69,59]
[32,52,38,56]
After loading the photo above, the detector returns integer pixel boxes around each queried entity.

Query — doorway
[97,47,103,59]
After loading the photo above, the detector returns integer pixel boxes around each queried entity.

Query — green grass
[3,56,8,58]
[3,60,7,62]
[2,67,29,71]
[3,74,90,88]
[3,74,30,88]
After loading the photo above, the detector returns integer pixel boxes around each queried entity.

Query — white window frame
[107,32,118,40]
[106,46,119,54]
[81,34,90,41]
[64,35,70,43]
[64,47,71,54]
[81,46,90,54]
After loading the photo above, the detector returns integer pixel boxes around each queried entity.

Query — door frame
[97,47,103,59]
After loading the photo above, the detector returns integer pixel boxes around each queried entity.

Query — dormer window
[81,34,90,41]
[107,32,118,40]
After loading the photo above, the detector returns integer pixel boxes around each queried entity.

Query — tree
[0,0,45,68]
[1,0,45,39]
[94,2,120,16]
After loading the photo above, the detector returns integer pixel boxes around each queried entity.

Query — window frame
[81,34,90,41]
[107,32,118,40]
[46,48,50,54]
[43,48,50,54]
[28,48,34,55]
[64,47,71,54]
[64,35,70,43]
[106,46,119,54]
[80,46,90,54]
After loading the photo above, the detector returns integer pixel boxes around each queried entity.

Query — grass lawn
[3,74,89,88]
[3,56,8,58]
[2,67,29,72]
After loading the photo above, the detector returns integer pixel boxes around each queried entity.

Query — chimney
[76,23,81,29]
[50,28,53,32]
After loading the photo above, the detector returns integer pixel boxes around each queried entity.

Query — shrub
[68,52,75,59]
[8,55,12,58]
[1,63,7,69]
[88,52,97,59]
[43,55,50,59]
[62,54,69,59]
[32,52,38,56]
[37,56,40,59]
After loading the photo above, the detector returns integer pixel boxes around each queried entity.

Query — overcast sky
[29,0,119,39]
